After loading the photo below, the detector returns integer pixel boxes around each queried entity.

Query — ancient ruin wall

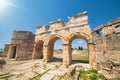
[8,30,35,60]
[92,18,120,66]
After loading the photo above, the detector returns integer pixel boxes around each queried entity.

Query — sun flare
[0,0,11,11]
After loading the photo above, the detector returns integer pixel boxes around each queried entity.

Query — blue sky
[0,0,120,49]
[54,39,87,50]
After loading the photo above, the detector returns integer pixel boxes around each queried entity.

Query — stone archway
[32,11,95,67]
[68,33,89,64]
[71,38,89,63]
[43,34,65,62]
[61,32,94,66]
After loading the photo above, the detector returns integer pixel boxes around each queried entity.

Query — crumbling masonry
[7,31,35,60]
[6,11,120,68]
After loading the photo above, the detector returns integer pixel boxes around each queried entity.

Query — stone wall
[8,30,35,60]
[92,18,120,63]
[92,18,120,77]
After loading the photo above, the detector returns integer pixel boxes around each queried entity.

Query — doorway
[12,46,17,58]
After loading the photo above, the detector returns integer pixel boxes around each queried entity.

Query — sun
[0,0,11,11]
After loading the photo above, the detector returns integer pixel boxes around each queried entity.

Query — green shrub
[89,69,98,74]
[79,69,106,80]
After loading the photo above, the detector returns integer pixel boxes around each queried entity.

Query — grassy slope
[54,50,89,61]
[72,50,89,61]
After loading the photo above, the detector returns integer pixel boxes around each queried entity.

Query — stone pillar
[7,45,12,59]
[88,43,95,68]
[15,46,18,60]
[43,45,53,62]
[63,43,72,65]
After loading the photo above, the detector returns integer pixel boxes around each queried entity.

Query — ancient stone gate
[32,11,94,66]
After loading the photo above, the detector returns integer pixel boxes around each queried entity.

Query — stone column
[43,45,53,62]
[63,43,72,65]
[15,46,19,60]
[88,43,95,68]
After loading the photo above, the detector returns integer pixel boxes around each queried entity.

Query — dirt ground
[0,53,89,80]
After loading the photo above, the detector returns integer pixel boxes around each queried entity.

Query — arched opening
[48,36,63,62]
[71,38,89,64]
[69,34,89,64]
[33,40,44,59]
[54,39,63,62]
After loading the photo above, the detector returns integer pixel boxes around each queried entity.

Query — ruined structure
[92,18,120,63]
[33,11,94,66]
[7,11,120,69]
[92,18,120,77]
[8,31,35,60]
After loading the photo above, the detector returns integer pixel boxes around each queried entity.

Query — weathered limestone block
[93,42,104,52]
[67,66,76,77]
[105,34,120,51]
[104,51,120,62]
[95,52,104,61]
[102,26,113,36]
[36,26,49,35]
[50,19,65,29]
[67,11,88,26]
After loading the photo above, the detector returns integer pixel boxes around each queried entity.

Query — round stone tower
[8,30,35,60]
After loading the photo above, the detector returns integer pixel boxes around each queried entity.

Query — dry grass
[54,50,89,61]
[72,50,89,61]
[54,50,62,54]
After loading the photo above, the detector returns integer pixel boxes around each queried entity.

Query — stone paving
[0,54,89,80]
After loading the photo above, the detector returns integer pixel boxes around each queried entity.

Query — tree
[78,46,83,50]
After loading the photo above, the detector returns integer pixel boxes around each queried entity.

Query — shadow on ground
[53,57,63,62]
[72,60,89,64]
[52,57,89,64]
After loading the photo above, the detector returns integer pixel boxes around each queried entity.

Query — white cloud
[77,41,83,44]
